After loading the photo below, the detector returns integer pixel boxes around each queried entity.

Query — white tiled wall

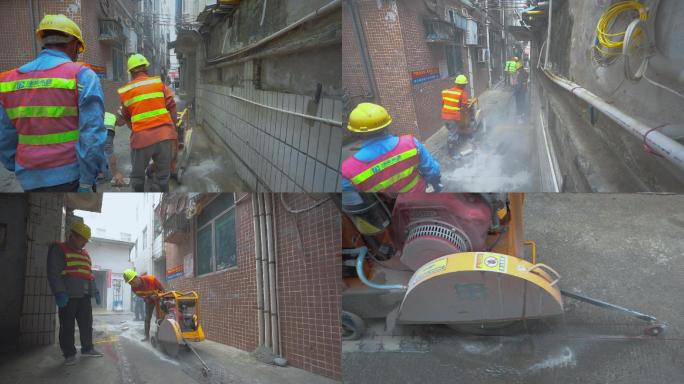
[197,75,343,192]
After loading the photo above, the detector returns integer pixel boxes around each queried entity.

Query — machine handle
[528,263,561,286]
[523,240,537,264]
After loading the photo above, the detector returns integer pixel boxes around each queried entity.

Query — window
[196,194,237,275]
[112,46,124,81]
[142,227,147,249]
[446,44,463,76]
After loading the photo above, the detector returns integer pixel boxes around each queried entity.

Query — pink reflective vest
[0,62,82,169]
[341,135,426,193]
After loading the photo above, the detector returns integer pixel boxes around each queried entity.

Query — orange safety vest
[441,86,465,121]
[117,76,172,132]
[56,242,94,281]
[132,274,163,302]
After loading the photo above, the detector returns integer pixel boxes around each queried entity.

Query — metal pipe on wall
[485,0,493,88]
[347,0,379,102]
[544,0,553,69]
[271,193,283,357]
[264,194,279,356]
[258,195,271,348]
[543,69,684,172]
[28,0,38,56]
[252,196,265,346]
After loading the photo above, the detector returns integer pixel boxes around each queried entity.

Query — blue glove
[78,184,93,193]
[95,292,102,306]
[55,292,69,308]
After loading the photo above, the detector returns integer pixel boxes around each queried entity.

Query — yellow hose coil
[595,1,648,56]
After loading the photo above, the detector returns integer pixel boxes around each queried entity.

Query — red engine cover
[391,193,492,270]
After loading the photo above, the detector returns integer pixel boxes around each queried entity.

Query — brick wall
[167,193,342,380]
[0,0,137,113]
[342,0,495,140]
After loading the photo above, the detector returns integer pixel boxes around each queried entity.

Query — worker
[47,222,102,366]
[505,57,519,87]
[513,66,529,122]
[117,54,178,192]
[441,75,471,157]
[341,102,442,193]
[104,111,126,186]
[0,14,108,192]
[123,269,165,342]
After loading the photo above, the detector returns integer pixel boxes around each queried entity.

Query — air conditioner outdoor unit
[477,48,489,63]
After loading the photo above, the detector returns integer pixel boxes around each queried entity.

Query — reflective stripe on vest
[56,242,93,281]
[118,76,172,132]
[506,61,517,72]
[0,62,81,169]
[442,88,462,113]
[342,135,426,193]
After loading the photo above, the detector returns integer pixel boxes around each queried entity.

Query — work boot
[64,356,77,366]
[140,337,150,342]
[81,349,103,358]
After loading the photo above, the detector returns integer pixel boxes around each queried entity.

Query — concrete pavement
[342,193,684,384]
[1,312,338,384]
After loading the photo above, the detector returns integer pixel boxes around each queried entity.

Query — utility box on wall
[465,19,478,45]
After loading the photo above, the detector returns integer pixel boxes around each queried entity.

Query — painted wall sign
[411,67,440,85]
[166,264,184,280]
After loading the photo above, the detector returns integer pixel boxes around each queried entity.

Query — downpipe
[258,195,272,348]
[271,193,283,357]
[252,195,265,346]
[264,193,279,356]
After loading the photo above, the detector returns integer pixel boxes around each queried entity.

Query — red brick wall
[167,193,342,380]
[342,0,419,137]
[0,0,134,112]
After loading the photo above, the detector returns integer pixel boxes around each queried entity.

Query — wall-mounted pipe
[347,0,379,102]
[252,195,265,346]
[207,0,341,63]
[543,69,684,173]
[544,0,553,69]
[264,193,279,356]
[270,193,283,357]
[258,195,271,348]
[351,247,406,290]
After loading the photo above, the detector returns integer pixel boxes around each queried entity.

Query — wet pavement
[342,194,684,384]
[425,85,545,192]
[2,312,337,384]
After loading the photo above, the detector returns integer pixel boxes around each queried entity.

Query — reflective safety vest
[0,62,82,169]
[506,60,518,73]
[341,135,426,193]
[441,86,464,121]
[132,274,163,302]
[117,76,172,132]
[56,242,94,281]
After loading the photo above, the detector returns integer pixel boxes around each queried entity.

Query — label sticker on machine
[409,258,448,288]
[474,253,507,273]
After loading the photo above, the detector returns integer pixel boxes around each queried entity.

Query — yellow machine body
[398,252,563,324]
[157,291,205,343]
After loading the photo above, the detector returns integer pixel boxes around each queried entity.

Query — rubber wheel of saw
[342,311,366,341]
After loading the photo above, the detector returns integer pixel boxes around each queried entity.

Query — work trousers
[130,140,173,192]
[58,296,94,358]
[144,301,159,339]
[134,299,144,320]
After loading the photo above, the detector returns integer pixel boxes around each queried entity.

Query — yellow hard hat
[455,75,468,85]
[70,222,91,241]
[127,54,150,72]
[347,103,393,133]
[36,14,86,53]
[123,269,138,284]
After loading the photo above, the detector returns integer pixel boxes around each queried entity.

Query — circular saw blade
[157,319,183,357]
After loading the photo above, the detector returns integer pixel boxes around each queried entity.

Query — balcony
[99,19,123,44]
[163,212,189,244]
[425,19,457,44]
[152,233,164,260]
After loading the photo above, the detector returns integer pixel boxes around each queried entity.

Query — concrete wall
[539,0,684,191]
[88,239,134,312]
[0,195,28,347]
[167,193,342,380]
[194,0,343,192]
